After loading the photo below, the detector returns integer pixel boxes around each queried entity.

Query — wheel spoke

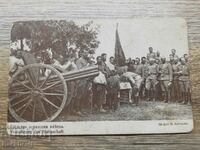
[32,100,36,121]
[25,71,36,88]
[35,67,41,88]
[40,71,52,88]
[38,99,48,119]
[11,95,30,107]
[14,79,32,90]
[9,93,24,102]
[43,92,64,96]
[15,98,31,113]
[41,96,59,109]
[55,96,63,101]
[19,99,33,117]
[42,80,62,91]
[9,91,30,95]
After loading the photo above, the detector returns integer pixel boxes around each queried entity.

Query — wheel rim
[8,63,67,122]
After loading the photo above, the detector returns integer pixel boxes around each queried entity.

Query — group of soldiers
[92,47,191,113]
[9,44,191,116]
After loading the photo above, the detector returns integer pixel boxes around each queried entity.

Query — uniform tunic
[178,64,190,92]
[159,63,173,92]
[145,64,159,90]
[147,52,156,60]
[122,72,142,89]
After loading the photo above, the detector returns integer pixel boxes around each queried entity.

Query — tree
[11,20,100,60]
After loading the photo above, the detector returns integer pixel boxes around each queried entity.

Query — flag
[114,24,126,66]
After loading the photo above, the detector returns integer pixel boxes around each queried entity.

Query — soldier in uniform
[137,57,148,100]
[73,50,91,115]
[156,51,161,61]
[171,57,181,102]
[147,47,156,61]
[93,56,108,112]
[121,71,143,105]
[101,53,111,77]
[184,54,189,63]
[127,59,135,72]
[145,58,159,101]
[134,57,141,74]
[171,49,179,60]
[76,50,89,69]
[177,57,191,104]
[159,56,173,103]
[107,56,115,71]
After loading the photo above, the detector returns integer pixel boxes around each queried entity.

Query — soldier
[93,56,107,112]
[74,50,91,115]
[134,57,141,74]
[127,59,135,72]
[101,53,111,77]
[177,57,191,104]
[171,57,181,102]
[159,56,173,103]
[155,51,161,66]
[107,56,115,71]
[145,58,159,101]
[155,51,161,62]
[76,50,89,69]
[137,57,148,100]
[107,73,120,111]
[169,54,174,65]
[171,49,179,60]
[184,54,189,63]
[9,50,24,77]
[121,71,143,105]
[147,47,156,61]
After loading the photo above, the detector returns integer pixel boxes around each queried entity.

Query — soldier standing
[159,57,173,103]
[101,53,111,77]
[184,54,189,63]
[171,57,181,102]
[145,58,159,101]
[137,57,148,100]
[134,57,141,74]
[74,50,90,115]
[93,56,108,112]
[177,57,191,104]
[171,49,179,60]
[147,47,156,61]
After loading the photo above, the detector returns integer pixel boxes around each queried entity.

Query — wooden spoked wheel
[8,64,67,122]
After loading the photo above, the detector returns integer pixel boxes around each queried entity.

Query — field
[56,100,193,121]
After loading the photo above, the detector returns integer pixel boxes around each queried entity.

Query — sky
[75,18,188,61]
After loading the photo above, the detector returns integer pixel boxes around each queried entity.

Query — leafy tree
[11,20,100,60]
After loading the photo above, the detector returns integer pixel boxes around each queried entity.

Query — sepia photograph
[7,18,193,135]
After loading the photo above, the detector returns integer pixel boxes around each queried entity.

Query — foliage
[11,20,100,59]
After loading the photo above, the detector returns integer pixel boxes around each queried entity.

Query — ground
[55,100,193,122]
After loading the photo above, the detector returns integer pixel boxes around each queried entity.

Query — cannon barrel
[10,65,99,89]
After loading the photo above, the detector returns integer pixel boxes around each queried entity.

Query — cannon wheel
[8,63,67,122]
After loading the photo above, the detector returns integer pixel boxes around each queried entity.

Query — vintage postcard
[7,18,193,135]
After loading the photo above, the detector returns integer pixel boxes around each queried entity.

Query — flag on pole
[114,23,126,66]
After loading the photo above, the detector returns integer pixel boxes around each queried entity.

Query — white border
[7,119,193,135]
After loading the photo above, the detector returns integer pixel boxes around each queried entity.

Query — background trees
[11,20,100,60]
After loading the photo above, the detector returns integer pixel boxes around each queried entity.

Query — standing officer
[172,57,181,102]
[171,49,179,60]
[177,57,191,104]
[145,58,159,101]
[159,56,173,103]
[147,47,156,61]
